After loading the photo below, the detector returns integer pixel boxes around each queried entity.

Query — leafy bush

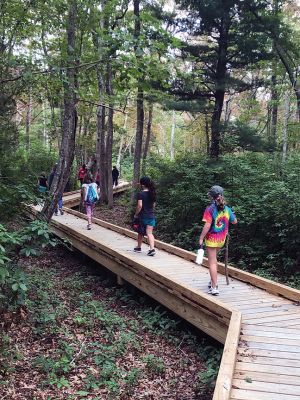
[148,152,300,283]
[0,220,58,313]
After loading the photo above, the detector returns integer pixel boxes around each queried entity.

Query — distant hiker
[199,185,237,296]
[38,172,48,194]
[48,163,57,189]
[78,164,86,185]
[112,166,119,187]
[48,164,64,216]
[81,174,99,230]
[133,176,156,256]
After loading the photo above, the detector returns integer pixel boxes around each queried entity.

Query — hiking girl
[78,164,86,186]
[81,174,99,230]
[199,185,237,296]
[134,176,156,256]
[38,172,48,194]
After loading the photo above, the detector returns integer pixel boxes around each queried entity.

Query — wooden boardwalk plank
[230,388,299,399]
[238,341,300,353]
[236,355,300,368]
[237,348,300,361]
[232,379,300,395]
[240,334,299,346]
[235,362,300,376]
[241,324,300,335]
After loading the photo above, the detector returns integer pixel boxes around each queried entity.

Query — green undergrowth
[0,246,221,399]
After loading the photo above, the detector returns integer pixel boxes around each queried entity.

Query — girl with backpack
[133,176,156,256]
[198,185,237,296]
[81,174,99,230]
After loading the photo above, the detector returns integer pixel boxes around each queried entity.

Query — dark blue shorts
[141,217,156,227]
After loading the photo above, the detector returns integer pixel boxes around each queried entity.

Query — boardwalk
[31,197,300,400]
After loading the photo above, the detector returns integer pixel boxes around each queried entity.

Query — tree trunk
[116,114,127,170]
[205,111,210,155]
[106,62,114,208]
[142,103,153,170]
[210,13,230,159]
[42,0,78,221]
[25,90,32,151]
[132,0,144,195]
[170,109,175,160]
[282,90,290,164]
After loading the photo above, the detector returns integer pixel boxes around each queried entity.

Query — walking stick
[224,234,230,285]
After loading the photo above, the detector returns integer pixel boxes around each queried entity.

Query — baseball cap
[208,185,224,199]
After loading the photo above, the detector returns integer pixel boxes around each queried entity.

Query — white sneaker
[208,281,211,289]
[209,286,219,296]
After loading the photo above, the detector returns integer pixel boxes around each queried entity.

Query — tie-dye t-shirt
[202,203,236,248]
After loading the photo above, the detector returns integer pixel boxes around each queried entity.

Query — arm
[134,200,142,218]
[231,217,238,225]
[199,222,211,247]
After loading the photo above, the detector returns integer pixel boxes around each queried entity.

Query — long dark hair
[83,174,93,184]
[140,176,156,202]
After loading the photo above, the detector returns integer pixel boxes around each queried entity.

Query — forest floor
[0,194,220,400]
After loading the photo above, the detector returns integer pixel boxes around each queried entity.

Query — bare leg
[137,233,143,248]
[86,205,92,226]
[146,225,155,250]
[206,246,220,288]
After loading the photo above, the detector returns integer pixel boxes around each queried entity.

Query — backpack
[86,184,98,204]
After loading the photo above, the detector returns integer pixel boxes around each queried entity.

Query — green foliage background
[148,153,300,286]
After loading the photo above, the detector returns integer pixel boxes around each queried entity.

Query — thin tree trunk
[205,111,210,155]
[93,8,107,202]
[210,13,230,159]
[117,113,127,170]
[132,0,144,196]
[42,0,78,221]
[25,90,32,151]
[170,109,175,160]
[42,99,48,146]
[106,62,114,208]
[142,103,153,169]
[282,90,290,163]
[270,71,278,149]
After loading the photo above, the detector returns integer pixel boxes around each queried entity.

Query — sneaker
[134,247,141,252]
[147,249,156,256]
[54,211,58,216]
[60,210,64,215]
[87,224,91,230]
[208,281,212,289]
[209,286,219,296]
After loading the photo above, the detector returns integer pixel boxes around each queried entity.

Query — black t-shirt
[39,176,47,187]
[137,190,154,218]
[112,168,119,178]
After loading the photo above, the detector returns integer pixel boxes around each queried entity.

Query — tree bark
[132,0,144,194]
[116,113,127,170]
[106,62,114,207]
[142,103,153,169]
[25,90,32,151]
[270,72,278,149]
[282,90,290,163]
[170,109,175,160]
[210,11,230,159]
[42,0,78,221]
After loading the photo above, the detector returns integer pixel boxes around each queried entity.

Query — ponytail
[140,176,156,203]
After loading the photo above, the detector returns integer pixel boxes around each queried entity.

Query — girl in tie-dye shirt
[199,185,237,296]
